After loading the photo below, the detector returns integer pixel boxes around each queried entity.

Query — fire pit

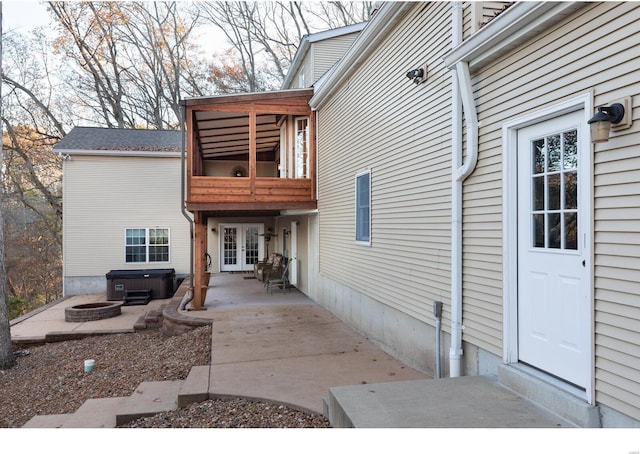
[65,302,122,322]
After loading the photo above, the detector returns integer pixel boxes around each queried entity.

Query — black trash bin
[106,268,175,301]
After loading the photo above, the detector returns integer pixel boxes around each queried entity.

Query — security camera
[406,64,428,85]
[406,68,424,80]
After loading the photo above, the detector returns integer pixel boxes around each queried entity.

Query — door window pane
[530,128,578,251]
[564,213,578,250]
[533,176,545,211]
[534,214,545,248]
[533,139,545,174]
[564,171,578,209]
[547,174,560,211]
[563,130,578,169]
[546,134,561,171]
[245,227,259,266]
[548,213,561,249]
[224,228,238,265]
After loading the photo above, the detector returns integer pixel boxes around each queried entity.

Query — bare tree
[2,23,64,322]
[198,1,372,91]
[1,2,17,370]
[48,1,212,129]
[49,2,134,128]
[116,2,209,128]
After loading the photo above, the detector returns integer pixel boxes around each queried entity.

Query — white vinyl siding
[466,1,640,419]
[297,53,312,88]
[62,155,190,278]
[317,2,452,325]
[469,2,513,33]
[312,33,360,82]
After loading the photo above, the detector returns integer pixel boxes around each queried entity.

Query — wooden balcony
[184,89,317,215]
[186,176,316,212]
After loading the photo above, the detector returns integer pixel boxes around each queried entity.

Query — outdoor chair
[266,256,290,295]
[254,252,282,281]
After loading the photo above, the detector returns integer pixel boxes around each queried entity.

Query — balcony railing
[186,176,315,211]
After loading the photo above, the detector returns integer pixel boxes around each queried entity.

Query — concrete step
[497,364,601,428]
[326,376,577,428]
[115,380,184,426]
[22,368,208,428]
[22,413,73,428]
[178,365,211,407]
[61,397,130,428]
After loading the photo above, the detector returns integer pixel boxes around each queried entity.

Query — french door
[220,224,263,272]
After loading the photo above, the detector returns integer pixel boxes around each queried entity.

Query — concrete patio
[12,273,580,428]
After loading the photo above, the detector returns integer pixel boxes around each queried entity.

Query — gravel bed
[0,326,330,428]
[122,398,330,428]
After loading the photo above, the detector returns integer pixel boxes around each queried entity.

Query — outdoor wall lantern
[588,103,625,144]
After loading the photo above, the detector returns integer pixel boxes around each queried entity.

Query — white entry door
[220,224,263,272]
[517,110,589,388]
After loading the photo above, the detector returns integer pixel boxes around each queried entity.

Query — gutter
[444,2,583,71]
[53,149,181,158]
[449,2,479,377]
[178,100,194,311]
[444,1,584,379]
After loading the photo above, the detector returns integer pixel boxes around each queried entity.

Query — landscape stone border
[65,302,122,323]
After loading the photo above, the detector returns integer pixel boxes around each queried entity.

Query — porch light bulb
[588,103,625,144]
[590,119,611,144]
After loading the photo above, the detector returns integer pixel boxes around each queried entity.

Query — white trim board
[501,92,594,404]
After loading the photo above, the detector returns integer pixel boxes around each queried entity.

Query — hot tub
[106,268,175,301]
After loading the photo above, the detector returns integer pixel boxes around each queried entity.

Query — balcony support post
[249,109,257,194]
[193,211,208,310]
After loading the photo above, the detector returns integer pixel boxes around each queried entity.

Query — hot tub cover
[106,268,175,279]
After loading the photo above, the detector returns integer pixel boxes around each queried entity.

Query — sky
[2,1,53,34]
[1,1,223,55]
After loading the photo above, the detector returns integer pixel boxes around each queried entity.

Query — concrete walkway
[12,273,576,428]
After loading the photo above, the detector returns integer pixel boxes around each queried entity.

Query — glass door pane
[530,129,578,250]
[223,227,238,266]
[245,226,259,267]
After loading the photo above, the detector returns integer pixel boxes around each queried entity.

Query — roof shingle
[54,127,181,152]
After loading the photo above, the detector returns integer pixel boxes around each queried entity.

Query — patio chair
[261,254,284,287]
[266,257,290,295]
[254,252,282,281]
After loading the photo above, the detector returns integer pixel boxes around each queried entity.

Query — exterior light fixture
[406,63,428,85]
[588,103,625,143]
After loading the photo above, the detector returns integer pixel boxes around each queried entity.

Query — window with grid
[530,130,578,250]
[355,170,371,244]
[125,228,169,263]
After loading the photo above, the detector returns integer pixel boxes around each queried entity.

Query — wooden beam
[249,110,256,195]
[193,212,207,310]
[187,201,317,212]
[184,89,313,109]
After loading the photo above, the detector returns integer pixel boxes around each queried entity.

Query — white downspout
[450,2,478,378]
